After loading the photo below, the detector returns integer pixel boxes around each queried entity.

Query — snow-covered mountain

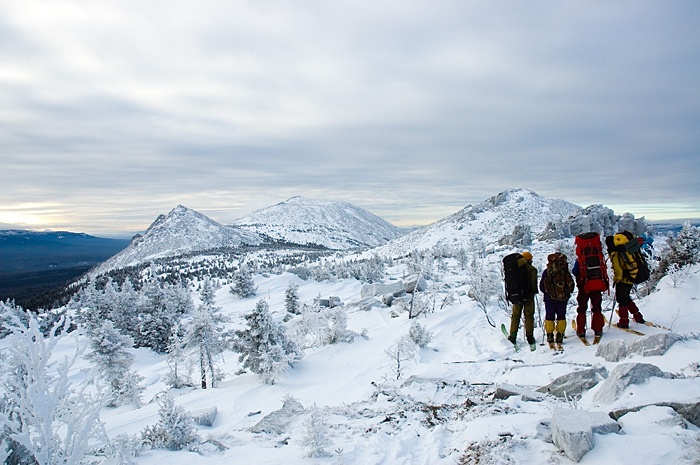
[233,196,405,250]
[93,199,406,274]
[94,205,263,272]
[377,188,582,256]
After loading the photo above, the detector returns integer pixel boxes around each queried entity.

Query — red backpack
[574,232,609,293]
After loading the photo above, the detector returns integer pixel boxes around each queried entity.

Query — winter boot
[545,320,555,343]
[555,319,566,344]
[508,334,517,345]
[617,305,630,329]
[628,300,645,324]
[576,311,587,336]
[591,310,605,335]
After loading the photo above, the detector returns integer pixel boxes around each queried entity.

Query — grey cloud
[1,1,699,236]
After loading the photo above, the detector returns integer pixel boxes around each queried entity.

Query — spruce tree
[232,299,301,384]
[285,281,301,314]
[87,319,144,408]
[229,265,257,298]
[185,279,228,389]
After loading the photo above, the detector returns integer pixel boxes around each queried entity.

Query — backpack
[616,232,651,284]
[574,232,610,293]
[503,253,532,305]
[545,253,574,301]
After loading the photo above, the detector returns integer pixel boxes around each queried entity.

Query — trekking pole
[535,295,545,345]
[607,299,616,329]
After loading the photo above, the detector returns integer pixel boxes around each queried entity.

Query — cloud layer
[1,1,699,236]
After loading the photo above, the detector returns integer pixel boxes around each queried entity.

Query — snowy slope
[377,188,581,256]
[94,205,263,272]
[4,189,699,464]
[233,196,405,250]
[35,254,700,465]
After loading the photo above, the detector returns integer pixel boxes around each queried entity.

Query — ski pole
[607,299,616,329]
[535,295,545,345]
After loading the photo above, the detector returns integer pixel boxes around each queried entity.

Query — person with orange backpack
[610,232,646,328]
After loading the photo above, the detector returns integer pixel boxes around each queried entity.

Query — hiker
[507,251,538,347]
[573,232,610,340]
[610,232,645,328]
[572,259,605,337]
[539,253,574,347]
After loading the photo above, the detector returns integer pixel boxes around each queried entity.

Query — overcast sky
[1,1,699,237]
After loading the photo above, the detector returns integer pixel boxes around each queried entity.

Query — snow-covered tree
[87,319,144,408]
[290,305,358,349]
[285,281,301,314]
[142,393,200,451]
[186,279,229,389]
[164,322,191,388]
[229,265,257,298]
[232,299,302,384]
[466,254,499,327]
[301,404,332,458]
[665,222,700,269]
[0,313,108,465]
[385,335,416,380]
[0,299,29,338]
[408,321,433,348]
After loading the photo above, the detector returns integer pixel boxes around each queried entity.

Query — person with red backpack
[573,232,609,340]
[610,232,646,328]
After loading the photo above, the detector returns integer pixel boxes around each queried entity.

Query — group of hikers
[503,231,651,351]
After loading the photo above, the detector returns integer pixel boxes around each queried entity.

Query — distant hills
[3,190,691,308]
[0,230,130,304]
[93,198,405,274]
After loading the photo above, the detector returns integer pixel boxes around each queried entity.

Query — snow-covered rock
[249,397,305,434]
[551,407,620,462]
[537,366,608,399]
[360,281,406,299]
[191,406,218,427]
[593,363,669,406]
[595,332,684,362]
[493,383,546,402]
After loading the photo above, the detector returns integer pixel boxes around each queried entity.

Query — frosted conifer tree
[0,313,108,465]
[232,299,302,384]
[87,319,144,408]
[142,393,200,451]
[185,279,229,389]
[285,281,301,314]
[408,321,433,348]
[666,222,700,268]
[164,322,190,388]
[301,404,332,458]
[0,299,29,338]
[229,264,257,298]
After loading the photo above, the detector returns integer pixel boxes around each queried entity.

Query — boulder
[551,407,620,462]
[537,367,608,398]
[610,399,700,427]
[595,332,683,362]
[191,406,218,427]
[405,275,428,293]
[360,281,406,299]
[592,363,668,406]
[493,383,546,402]
[249,398,305,434]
